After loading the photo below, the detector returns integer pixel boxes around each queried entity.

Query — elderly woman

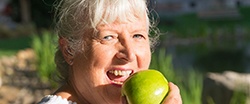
[39,0,182,104]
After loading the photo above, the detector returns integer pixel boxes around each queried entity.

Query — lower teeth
[112,81,123,85]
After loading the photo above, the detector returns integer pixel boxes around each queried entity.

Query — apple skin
[122,69,169,104]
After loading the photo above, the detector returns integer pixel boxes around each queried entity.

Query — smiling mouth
[107,70,133,85]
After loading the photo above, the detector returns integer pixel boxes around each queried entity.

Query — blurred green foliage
[150,49,203,104]
[159,6,250,39]
[31,31,58,87]
[230,91,247,104]
[0,36,32,56]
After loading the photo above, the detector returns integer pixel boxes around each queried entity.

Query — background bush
[32,31,58,87]
[150,49,203,104]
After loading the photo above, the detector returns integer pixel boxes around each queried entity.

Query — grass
[0,36,32,56]
[230,90,247,104]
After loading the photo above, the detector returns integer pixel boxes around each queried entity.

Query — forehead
[97,18,149,32]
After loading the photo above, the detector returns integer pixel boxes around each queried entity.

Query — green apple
[122,69,169,104]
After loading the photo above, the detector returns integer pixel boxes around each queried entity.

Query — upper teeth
[109,70,132,76]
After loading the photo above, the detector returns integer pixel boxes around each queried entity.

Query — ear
[59,37,74,65]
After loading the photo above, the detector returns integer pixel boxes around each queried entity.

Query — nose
[116,38,136,63]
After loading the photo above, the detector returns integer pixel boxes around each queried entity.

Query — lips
[107,69,133,85]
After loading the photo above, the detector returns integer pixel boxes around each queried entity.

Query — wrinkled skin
[56,17,182,104]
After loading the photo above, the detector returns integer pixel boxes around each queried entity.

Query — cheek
[138,46,151,69]
[71,52,106,86]
[144,50,152,67]
[76,42,111,68]
[91,45,115,66]
[91,54,112,69]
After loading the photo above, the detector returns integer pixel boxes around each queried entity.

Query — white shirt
[38,95,77,104]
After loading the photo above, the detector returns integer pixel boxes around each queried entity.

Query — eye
[133,34,144,39]
[99,35,118,44]
[103,35,114,41]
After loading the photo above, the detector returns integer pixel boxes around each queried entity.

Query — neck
[54,83,83,103]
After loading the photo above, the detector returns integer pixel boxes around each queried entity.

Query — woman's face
[69,17,151,103]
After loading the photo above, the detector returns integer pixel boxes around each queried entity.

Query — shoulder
[38,95,77,104]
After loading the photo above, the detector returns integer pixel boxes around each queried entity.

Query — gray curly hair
[54,0,159,82]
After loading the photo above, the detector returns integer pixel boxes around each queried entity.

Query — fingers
[162,82,182,104]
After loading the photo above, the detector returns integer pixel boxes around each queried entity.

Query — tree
[19,0,31,24]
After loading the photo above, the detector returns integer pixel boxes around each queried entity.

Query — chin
[103,84,123,104]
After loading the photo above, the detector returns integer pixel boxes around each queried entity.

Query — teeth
[109,70,132,76]
[112,80,123,85]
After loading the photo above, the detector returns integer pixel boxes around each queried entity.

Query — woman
[39,0,182,104]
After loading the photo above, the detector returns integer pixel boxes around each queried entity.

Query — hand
[161,82,182,104]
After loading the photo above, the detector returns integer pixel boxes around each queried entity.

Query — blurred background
[0,0,249,103]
